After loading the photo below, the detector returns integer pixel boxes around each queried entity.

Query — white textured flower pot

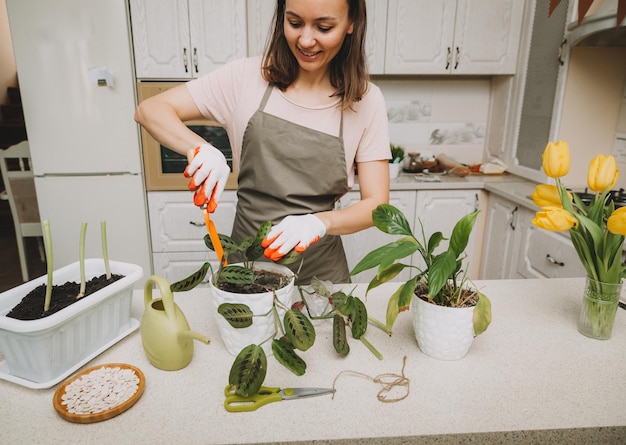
[0,259,143,388]
[209,262,295,356]
[411,295,475,360]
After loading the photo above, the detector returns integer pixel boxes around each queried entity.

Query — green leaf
[283,310,316,351]
[427,251,457,297]
[426,231,445,258]
[365,263,409,294]
[330,291,348,310]
[218,303,253,328]
[246,220,272,261]
[169,262,210,292]
[333,314,350,355]
[277,249,303,265]
[339,295,355,316]
[204,233,239,253]
[385,287,401,335]
[272,337,306,376]
[372,204,414,236]
[350,238,418,276]
[397,276,419,311]
[219,265,255,284]
[228,344,267,397]
[350,297,367,339]
[310,276,332,298]
[449,210,479,257]
[473,291,492,335]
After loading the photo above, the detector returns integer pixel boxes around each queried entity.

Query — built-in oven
[137,81,237,191]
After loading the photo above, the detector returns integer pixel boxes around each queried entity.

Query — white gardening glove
[262,214,326,261]
[183,144,230,212]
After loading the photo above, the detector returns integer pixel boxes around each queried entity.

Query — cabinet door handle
[509,206,518,230]
[183,48,189,73]
[454,47,460,69]
[474,193,479,211]
[193,47,199,73]
[558,39,567,66]
[546,254,565,267]
[189,220,204,227]
[445,47,451,70]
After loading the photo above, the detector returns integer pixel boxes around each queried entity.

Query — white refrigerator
[6,0,152,277]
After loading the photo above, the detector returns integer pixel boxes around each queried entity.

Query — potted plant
[172,220,301,356]
[170,223,379,397]
[389,144,405,179]
[222,277,379,397]
[350,204,492,360]
[530,140,626,339]
[0,221,143,388]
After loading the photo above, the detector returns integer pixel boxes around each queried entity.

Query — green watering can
[140,275,210,370]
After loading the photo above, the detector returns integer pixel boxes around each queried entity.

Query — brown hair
[261,0,369,110]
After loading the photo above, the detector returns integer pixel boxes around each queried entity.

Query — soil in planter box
[6,274,124,321]
[216,270,289,294]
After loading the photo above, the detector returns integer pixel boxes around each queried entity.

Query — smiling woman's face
[283,0,354,75]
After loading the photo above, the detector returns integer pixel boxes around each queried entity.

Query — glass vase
[577,277,622,340]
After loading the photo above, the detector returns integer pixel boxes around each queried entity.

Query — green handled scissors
[224,385,335,412]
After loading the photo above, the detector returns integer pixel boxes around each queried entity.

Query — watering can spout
[183,330,211,344]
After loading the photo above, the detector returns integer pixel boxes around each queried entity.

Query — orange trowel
[198,183,226,265]
[183,145,226,265]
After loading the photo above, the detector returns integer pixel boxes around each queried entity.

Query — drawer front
[152,252,215,285]
[517,227,586,279]
[148,191,237,253]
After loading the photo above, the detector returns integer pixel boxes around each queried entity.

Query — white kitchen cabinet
[339,190,417,283]
[414,189,486,278]
[480,192,585,280]
[148,190,238,282]
[130,0,247,79]
[246,0,275,57]
[385,0,524,74]
[480,194,529,279]
[516,223,586,279]
[246,0,388,74]
[364,0,388,74]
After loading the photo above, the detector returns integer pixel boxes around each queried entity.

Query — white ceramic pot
[411,295,475,360]
[389,162,401,179]
[209,262,295,356]
[0,259,143,388]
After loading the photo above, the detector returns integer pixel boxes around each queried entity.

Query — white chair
[0,141,44,282]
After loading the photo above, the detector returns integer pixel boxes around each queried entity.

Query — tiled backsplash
[375,78,491,165]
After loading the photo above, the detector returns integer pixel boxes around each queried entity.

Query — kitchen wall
[558,46,626,189]
[374,77,491,166]
[0,0,17,107]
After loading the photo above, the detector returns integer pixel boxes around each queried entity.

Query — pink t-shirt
[186,56,390,188]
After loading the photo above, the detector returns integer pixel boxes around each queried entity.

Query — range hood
[567,0,626,46]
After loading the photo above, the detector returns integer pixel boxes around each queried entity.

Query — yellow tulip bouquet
[531,140,626,338]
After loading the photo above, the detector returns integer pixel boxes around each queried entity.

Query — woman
[134,0,390,284]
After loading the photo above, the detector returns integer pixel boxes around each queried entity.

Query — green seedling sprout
[101,221,111,279]
[42,220,53,312]
[77,222,87,298]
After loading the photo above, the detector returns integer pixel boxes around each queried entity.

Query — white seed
[61,366,140,415]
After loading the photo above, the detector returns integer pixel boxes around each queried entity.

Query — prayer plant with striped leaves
[167,221,380,398]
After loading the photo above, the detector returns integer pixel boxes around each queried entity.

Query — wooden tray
[53,363,145,423]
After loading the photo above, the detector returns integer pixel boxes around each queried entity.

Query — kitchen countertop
[366,171,542,211]
[1,278,625,444]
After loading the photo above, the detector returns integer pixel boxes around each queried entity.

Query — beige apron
[231,85,350,284]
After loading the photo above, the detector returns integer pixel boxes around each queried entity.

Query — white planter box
[0,259,143,388]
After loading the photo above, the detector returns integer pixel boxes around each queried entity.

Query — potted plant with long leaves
[0,220,142,388]
[350,204,492,360]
